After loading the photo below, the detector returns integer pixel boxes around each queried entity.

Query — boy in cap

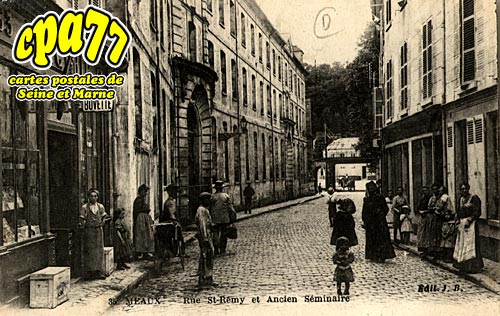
[195,192,215,286]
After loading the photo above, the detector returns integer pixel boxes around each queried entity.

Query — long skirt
[365,217,396,260]
[330,212,358,246]
[417,213,441,252]
[198,240,214,284]
[134,213,155,253]
[83,227,104,272]
[453,220,484,273]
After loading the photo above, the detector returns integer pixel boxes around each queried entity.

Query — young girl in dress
[114,208,132,270]
[399,205,413,244]
[332,236,355,296]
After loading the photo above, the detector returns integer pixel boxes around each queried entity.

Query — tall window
[281,139,286,178]
[1,66,42,245]
[231,59,238,100]
[386,60,393,119]
[275,137,279,180]
[269,136,274,180]
[260,81,264,116]
[241,13,246,46]
[266,85,271,116]
[188,22,197,62]
[251,75,256,110]
[279,93,282,118]
[278,56,282,81]
[258,33,263,63]
[151,72,158,150]
[289,70,292,91]
[133,49,142,139]
[207,0,212,12]
[230,0,236,36]
[242,67,248,106]
[233,125,240,183]
[262,134,266,181]
[422,20,432,99]
[150,0,158,30]
[400,42,408,110]
[254,132,259,181]
[220,50,227,95]
[273,89,277,119]
[462,0,475,83]
[207,40,214,69]
[385,0,392,24]
[285,63,288,86]
[219,0,225,26]
[266,41,270,68]
[245,133,250,181]
[223,122,229,181]
[251,24,255,56]
[272,49,276,76]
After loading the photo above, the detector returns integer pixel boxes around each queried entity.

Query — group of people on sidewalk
[78,179,249,283]
[376,181,484,273]
[410,183,483,273]
[327,180,485,295]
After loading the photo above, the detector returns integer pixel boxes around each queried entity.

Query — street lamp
[218,116,248,142]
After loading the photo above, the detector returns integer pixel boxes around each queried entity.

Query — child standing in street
[332,236,355,296]
[113,208,132,270]
[400,205,413,245]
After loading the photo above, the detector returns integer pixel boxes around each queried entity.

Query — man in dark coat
[243,181,255,214]
[362,181,396,262]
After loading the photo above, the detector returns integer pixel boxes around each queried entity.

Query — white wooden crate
[102,247,114,276]
[29,266,70,308]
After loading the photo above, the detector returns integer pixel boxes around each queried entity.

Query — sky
[254,0,372,66]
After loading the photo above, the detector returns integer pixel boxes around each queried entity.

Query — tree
[306,22,381,169]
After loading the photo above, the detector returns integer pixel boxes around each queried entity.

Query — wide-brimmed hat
[336,236,350,249]
[214,180,224,188]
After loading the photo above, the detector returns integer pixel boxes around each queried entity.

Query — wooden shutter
[446,124,455,207]
[466,115,486,218]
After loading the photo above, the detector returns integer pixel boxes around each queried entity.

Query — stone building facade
[170,0,312,222]
[373,0,499,261]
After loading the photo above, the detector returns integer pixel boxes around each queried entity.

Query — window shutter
[474,118,483,143]
[447,126,453,147]
[467,120,474,144]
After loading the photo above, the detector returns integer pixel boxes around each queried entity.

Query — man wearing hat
[161,184,178,222]
[210,180,236,255]
[243,181,255,214]
[195,192,215,286]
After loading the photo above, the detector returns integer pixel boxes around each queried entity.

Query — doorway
[187,105,201,220]
[48,131,80,276]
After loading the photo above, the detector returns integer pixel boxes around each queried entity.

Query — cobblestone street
[113,193,499,315]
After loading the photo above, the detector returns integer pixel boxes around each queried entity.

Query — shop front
[0,2,115,305]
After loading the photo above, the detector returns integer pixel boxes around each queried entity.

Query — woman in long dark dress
[133,184,155,259]
[330,198,358,247]
[453,183,484,273]
[362,181,396,262]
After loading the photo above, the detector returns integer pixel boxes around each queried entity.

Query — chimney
[293,46,304,64]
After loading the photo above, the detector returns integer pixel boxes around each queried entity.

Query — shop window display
[1,65,41,245]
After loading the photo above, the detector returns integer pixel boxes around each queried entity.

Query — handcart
[154,222,185,270]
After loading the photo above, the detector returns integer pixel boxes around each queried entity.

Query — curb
[393,242,500,295]
[100,194,322,313]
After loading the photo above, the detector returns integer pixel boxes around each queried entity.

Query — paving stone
[110,192,498,314]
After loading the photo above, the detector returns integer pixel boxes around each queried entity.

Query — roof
[327,137,360,151]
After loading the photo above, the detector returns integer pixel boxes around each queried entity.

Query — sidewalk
[6,194,321,315]
[391,229,500,295]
